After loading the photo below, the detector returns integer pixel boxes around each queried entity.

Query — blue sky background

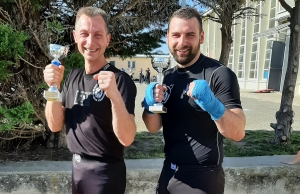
[153,37,169,54]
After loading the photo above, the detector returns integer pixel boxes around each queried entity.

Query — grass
[124,130,300,159]
[124,131,165,159]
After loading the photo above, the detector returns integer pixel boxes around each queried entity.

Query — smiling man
[142,7,246,194]
[43,7,137,194]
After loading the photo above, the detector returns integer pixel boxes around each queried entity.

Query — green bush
[62,52,85,78]
[0,101,36,131]
[0,23,28,81]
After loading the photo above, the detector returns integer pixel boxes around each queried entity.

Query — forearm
[142,111,162,133]
[215,108,246,141]
[45,102,65,132]
[111,94,136,147]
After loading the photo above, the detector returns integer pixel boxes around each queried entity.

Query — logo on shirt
[162,84,173,104]
[93,84,105,102]
[74,90,92,106]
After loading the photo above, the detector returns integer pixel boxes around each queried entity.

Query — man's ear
[72,30,77,43]
[200,30,204,44]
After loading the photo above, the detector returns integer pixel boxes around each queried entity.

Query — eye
[80,33,88,37]
[95,34,102,38]
[186,33,195,37]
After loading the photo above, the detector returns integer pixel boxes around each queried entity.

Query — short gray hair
[75,6,110,34]
[168,7,203,32]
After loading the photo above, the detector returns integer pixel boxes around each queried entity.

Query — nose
[178,35,186,47]
[86,34,94,46]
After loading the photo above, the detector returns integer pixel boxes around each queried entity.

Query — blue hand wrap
[191,80,225,120]
[141,82,158,114]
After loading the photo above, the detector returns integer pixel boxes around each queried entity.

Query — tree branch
[233,7,259,20]
[0,7,12,24]
[278,0,293,13]
[14,0,26,24]
[110,0,145,21]
[29,26,51,60]
[204,14,221,23]
[17,55,43,69]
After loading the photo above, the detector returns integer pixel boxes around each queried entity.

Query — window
[252,43,257,52]
[269,1,276,28]
[248,5,260,79]
[249,52,257,79]
[127,61,135,68]
[240,46,244,54]
[237,21,245,79]
[110,61,115,66]
[253,3,260,35]
[254,24,259,33]
[241,37,245,45]
[263,40,273,79]
[239,55,244,62]
[228,47,234,70]
[229,56,233,64]
[251,53,257,61]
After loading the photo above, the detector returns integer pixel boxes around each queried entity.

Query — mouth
[84,48,99,52]
[175,48,189,55]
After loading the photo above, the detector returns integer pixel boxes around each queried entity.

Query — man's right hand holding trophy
[142,57,170,114]
[43,44,69,102]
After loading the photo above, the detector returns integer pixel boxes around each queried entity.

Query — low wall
[1,156,300,194]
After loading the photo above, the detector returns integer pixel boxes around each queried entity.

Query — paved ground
[134,82,300,132]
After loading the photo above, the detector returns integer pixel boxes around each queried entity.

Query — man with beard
[43,7,136,194]
[141,7,245,194]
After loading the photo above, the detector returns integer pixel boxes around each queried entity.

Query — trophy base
[43,91,62,102]
[149,105,167,113]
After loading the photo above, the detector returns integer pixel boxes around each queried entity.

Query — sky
[156,43,169,54]
[153,37,169,54]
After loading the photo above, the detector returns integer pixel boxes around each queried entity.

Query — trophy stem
[51,58,60,66]
[156,73,164,85]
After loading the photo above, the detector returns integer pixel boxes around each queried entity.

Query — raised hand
[93,71,118,99]
[187,80,225,120]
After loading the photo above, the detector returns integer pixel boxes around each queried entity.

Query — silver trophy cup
[43,44,69,102]
[149,57,170,113]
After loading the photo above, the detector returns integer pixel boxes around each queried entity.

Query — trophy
[149,57,170,113]
[43,44,69,102]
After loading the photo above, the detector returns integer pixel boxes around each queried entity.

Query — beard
[169,44,200,66]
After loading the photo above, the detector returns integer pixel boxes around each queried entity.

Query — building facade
[201,0,300,94]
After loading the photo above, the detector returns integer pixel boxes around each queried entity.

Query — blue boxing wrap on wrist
[191,80,225,120]
[141,82,158,114]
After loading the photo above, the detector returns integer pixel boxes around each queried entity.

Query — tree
[0,0,180,148]
[192,0,264,66]
[43,0,180,58]
[270,0,300,144]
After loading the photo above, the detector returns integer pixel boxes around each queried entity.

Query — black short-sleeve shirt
[161,54,242,165]
[61,63,137,162]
